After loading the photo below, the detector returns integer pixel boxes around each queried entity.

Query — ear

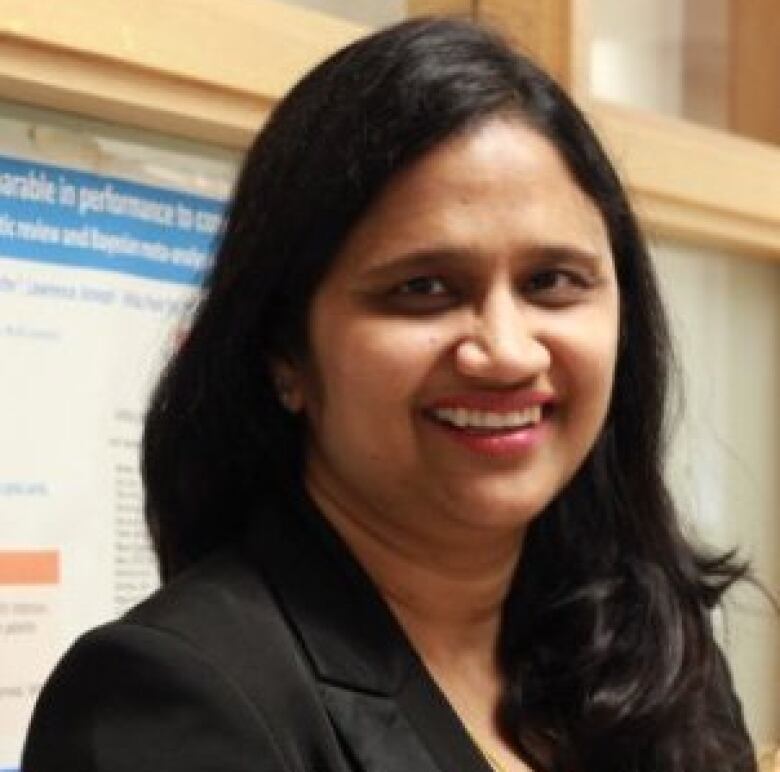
[271,360,305,413]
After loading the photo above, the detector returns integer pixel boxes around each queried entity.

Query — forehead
[330,116,610,276]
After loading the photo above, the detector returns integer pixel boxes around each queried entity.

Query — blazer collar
[245,490,410,694]
[244,491,495,772]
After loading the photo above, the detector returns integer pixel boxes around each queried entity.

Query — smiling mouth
[428,405,543,433]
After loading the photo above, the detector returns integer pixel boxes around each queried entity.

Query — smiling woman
[22,16,756,772]
[293,118,619,550]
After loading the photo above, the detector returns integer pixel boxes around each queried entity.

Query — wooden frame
[1,0,779,260]
[591,101,780,257]
[0,0,364,146]
[468,0,780,259]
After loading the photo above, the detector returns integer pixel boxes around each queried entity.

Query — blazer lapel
[318,684,442,772]
[246,493,492,772]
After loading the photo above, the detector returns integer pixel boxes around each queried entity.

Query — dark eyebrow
[527,244,607,266]
[357,243,607,283]
[357,247,475,282]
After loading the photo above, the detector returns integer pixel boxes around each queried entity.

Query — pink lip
[428,417,549,457]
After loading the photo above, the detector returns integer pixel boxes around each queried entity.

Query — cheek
[577,349,618,426]
[551,314,619,407]
[308,321,441,421]
[303,323,447,487]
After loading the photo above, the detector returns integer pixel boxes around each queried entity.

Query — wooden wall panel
[729,0,780,145]
[0,0,778,258]
[475,0,589,96]
[682,0,728,130]
[0,0,365,147]
[593,101,780,259]
[406,0,474,16]
[0,0,365,99]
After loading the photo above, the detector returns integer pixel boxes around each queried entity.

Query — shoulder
[22,548,341,772]
[123,546,284,663]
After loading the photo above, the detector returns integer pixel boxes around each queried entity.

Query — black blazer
[22,495,754,772]
[22,497,497,772]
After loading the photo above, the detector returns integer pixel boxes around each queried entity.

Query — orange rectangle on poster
[0,550,60,585]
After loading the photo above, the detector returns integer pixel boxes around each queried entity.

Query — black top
[22,494,495,772]
[22,493,755,771]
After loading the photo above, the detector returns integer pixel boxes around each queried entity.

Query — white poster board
[0,130,232,769]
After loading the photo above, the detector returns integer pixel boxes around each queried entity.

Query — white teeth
[432,405,542,430]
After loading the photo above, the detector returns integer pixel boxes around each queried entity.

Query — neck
[306,473,531,767]
[306,475,523,672]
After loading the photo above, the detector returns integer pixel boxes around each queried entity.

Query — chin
[440,485,554,533]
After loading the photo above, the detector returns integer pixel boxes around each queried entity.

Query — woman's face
[284,117,620,550]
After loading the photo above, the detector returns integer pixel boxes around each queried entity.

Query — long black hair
[141,17,754,772]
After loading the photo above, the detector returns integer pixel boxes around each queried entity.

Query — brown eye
[383,275,458,314]
[396,276,450,296]
[524,269,590,303]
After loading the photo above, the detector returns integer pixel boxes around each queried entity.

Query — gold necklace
[466,728,506,772]
[468,731,507,772]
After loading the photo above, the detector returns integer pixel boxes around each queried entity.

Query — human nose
[454,289,551,384]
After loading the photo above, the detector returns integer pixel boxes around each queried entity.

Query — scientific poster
[0,153,226,768]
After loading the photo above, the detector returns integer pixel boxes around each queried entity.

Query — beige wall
[656,241,780,743]
[589,4,779,742]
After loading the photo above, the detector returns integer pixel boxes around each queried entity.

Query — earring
[274,376,301,413]
[278,387,295,411]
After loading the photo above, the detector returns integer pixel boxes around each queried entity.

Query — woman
[23,17,755,772]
